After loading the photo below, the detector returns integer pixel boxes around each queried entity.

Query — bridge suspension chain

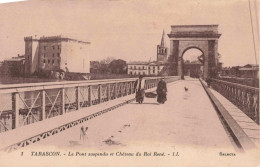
[248,0,258,65]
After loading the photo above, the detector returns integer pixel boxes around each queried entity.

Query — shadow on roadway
[129,102,160,105]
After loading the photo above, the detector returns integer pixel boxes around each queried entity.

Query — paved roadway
[27,78,234,149]
[9,78,260,167]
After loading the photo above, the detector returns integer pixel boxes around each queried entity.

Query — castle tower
[24,35,91,76]
[157,30,168,62]
[24,36,39,75]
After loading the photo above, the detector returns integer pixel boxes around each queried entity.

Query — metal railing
[0,76,179,133]
[211,79,259,124]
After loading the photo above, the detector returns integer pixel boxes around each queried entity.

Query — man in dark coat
[156,78,167,104]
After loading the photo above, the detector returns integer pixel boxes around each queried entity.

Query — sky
[0,0,259,67]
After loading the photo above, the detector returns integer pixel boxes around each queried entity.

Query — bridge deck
[3,79,260,167]
[27,79,234,149]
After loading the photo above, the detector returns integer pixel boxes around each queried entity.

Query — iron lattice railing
[211,79,259,124]
[0,76,178,133]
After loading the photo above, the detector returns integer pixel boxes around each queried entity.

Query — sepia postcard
[0,0,259,166]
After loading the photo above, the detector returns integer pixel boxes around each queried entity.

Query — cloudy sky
[0,0,259,67]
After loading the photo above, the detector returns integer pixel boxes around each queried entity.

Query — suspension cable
[248,0,258,65]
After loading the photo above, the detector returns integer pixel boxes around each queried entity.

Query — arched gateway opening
[167,25,221,79]
[182,48,204,78]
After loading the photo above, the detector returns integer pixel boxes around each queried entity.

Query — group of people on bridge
[134,76,167,104]
[78,76,168,145]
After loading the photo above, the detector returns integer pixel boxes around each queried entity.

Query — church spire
[160,30,165,47]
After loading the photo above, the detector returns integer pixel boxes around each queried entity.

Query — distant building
[220,64,259,79]
[183,60,203,78]
[0,54,25,76]
[127,31,167,76]
[24,36,91,75]
[127,61,165,76]
[239,64,259,79]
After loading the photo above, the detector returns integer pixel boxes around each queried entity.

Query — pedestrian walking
[134,75,146,104]
[156,78,167,104]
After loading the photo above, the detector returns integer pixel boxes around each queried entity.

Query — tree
[184,60,190,64]
[10,63,20,77]
[99,63,110,74]
[90,61,101,73]
[100,57,115,65]
[90,61,110,74]
[230,66,240,77]
[109,59,127,74]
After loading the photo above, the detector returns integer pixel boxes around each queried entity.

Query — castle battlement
[24,35,91,45]
[39,35,90,44]
[24,36,39,41]
[39,35,61,40]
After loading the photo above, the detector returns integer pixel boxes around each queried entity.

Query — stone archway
[182,47,204,78]
[168,25,221,79]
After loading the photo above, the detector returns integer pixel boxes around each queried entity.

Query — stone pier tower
[167,25,221,79]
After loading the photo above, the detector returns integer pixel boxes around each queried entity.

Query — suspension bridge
[0,76,258,155]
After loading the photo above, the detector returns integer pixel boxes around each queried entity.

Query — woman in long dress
[156,78,167,104]
[135,76,146,104]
